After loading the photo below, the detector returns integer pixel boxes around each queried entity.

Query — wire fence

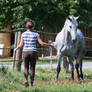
[0,28,92,63]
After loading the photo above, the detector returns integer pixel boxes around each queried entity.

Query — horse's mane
[63,18,70,31]
[62,17,76,44]
[61,19,70,45]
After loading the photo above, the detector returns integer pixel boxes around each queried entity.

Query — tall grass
[0,67,92,92]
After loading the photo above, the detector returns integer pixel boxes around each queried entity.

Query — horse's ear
[75,16,80,20]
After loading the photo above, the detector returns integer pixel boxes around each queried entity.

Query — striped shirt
[21,30,39,51]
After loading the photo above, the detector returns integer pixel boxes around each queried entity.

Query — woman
[14,20,53,87]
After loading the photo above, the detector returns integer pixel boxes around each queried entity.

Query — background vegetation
[0,0,92,31]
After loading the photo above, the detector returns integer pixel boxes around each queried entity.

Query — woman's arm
[14,38,24,52]
[37,36,54,47]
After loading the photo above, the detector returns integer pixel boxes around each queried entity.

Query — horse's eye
[70,26,72,28]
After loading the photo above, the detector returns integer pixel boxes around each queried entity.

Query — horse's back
[77,29,84,39]
[77,29,85,48]
[76,29,86,57]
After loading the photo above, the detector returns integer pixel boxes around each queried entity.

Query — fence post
[13,31,22,71]
[48,40,52,69]
[13,32,18,70]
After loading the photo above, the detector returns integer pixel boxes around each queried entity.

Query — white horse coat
[54,15,85,81]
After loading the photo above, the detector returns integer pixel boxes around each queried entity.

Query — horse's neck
[62,27,69,45]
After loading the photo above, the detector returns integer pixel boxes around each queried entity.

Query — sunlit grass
[0,67,92,92]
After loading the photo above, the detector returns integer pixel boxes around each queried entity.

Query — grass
[0,67,92,92]
[0,58,92,65]
[83,59,92,62]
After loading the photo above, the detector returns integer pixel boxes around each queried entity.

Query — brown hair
[26,20,35,29]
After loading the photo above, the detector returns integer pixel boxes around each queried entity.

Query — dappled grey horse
[54,15,85,81]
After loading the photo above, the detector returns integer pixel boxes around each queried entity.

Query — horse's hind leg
[75,63,80,80]
[62,56,69,73]
[56,53,62,82]
[79,59,83,80]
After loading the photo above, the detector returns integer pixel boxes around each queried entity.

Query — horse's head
[65,15,79,43]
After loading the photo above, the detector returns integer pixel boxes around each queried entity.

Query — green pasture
[0,57,92,65]
[0,67,92,92]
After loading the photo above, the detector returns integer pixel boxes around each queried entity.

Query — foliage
[0,0,92,31]
[0,0,30,28]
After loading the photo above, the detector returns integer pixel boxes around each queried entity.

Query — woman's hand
[14,38,24,52]
[14,48,17,52]
[50,43,54,48]
[37,36,54,47]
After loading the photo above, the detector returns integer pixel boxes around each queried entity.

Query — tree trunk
[13,32,22,71]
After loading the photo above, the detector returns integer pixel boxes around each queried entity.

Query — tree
[0,0,27,71]
[0,0,92,31]
[0,0,30,29]
[65,0,92,29]
[0,0,92,71]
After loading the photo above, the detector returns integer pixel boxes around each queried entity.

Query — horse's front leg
[74,56,80,80]
[56,53,62,82]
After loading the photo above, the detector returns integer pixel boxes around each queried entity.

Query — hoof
[79,78,84,82]
[29,84,34,88]
[55,79,58,83]
[71,77,74,80]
